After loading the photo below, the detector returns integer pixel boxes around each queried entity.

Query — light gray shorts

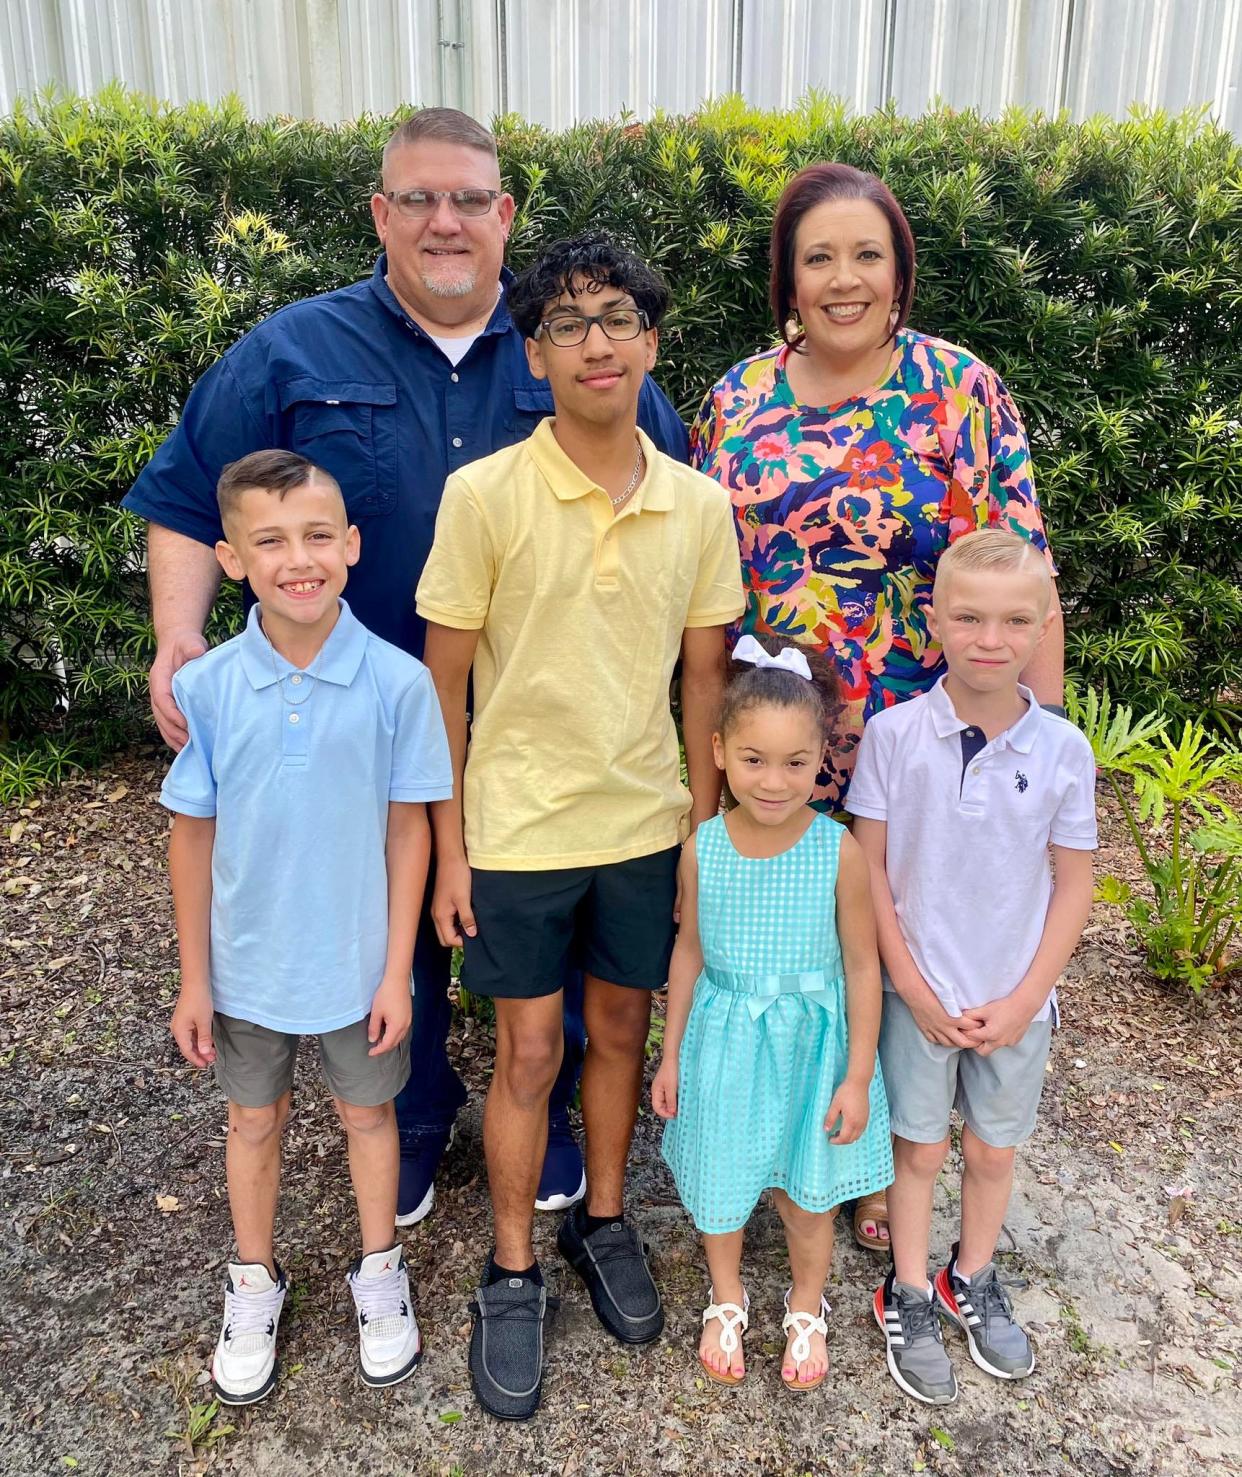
[878,991,1052,1149]
[212,1013,411,1109]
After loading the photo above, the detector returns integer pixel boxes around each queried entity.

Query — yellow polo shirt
[416,419,744,870]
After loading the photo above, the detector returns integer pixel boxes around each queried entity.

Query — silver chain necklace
[609,441,645,508]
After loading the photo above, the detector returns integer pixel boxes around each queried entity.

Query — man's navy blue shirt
[123,255,691,658]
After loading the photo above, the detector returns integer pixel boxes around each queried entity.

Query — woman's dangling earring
[888,301,900,331]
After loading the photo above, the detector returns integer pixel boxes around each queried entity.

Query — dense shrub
[2,89,1241,797]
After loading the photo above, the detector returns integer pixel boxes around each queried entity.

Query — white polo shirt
[846,677,1097,1020]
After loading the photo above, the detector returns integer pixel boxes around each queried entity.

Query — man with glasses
[123,111,689,1236]
[416,232,743,1419]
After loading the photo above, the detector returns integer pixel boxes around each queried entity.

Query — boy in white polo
[162,450,452,1405]
[848,529,1096,1406]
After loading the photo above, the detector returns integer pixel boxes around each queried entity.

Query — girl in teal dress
[654,635,892,1391]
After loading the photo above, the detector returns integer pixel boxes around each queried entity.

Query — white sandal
[699,1285,750,1387]
[781,1288,830,1390]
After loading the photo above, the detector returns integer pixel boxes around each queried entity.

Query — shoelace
[350,1266,410,1341]
[587,1224,650,1268]
[898,1289,944,1343]
[223,1283,283,1356]
[469,1287,560,1323]
[967,1269,1025,1326]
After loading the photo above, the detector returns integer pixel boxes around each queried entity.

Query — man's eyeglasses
[384,187,501,218]
[536,308,649,348]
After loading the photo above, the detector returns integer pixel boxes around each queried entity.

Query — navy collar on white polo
[236,597,369,691]
[926,673,1042,754]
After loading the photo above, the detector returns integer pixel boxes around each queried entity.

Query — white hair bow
[732,634,813,682]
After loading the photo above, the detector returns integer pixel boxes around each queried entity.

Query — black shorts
[462,846,680,1000]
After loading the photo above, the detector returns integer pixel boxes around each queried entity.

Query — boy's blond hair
[933,529,1051,608]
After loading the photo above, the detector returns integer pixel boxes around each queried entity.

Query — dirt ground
[1,748,1239,1477]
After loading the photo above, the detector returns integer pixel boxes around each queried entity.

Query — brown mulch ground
[1,746,1239,1476]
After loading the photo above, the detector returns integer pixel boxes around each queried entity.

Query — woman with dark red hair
[692,163,1064,1252]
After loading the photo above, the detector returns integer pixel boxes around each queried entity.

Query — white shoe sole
[535,1169,587,1213]
[360,1341,423,1388]
[936,1292,1036,1380]
[394,1181,434,1228]
[211,1358,278,1406]
[873,1301,958,1406]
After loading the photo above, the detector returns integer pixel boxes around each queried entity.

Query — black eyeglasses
[384,187,501,218]
[535,307,649,348]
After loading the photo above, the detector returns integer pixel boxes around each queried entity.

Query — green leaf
[930,1427,955,1451]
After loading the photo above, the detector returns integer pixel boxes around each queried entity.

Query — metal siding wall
[2,0,1240,131]
[738,0,889,112]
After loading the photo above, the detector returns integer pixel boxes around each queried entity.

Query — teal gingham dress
[661,813,892,1235]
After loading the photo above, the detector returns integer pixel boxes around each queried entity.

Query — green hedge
[3,89,1241,795]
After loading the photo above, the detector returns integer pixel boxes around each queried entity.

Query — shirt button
[289,713,300,725]
[966,728,976,737]
[971,764,981,774]
[452,436,463,448]
[290,674,302,685]
[451,372,460,383]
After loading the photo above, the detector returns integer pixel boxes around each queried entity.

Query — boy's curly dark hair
[506,230,671,340]
[719,634,841,741]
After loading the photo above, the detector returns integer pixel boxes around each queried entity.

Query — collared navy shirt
[123,256,691,658]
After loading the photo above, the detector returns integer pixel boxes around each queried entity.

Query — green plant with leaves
[3,90,1242,802]
[1069,686,1242,991]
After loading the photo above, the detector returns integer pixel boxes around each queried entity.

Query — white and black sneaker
[935,1244,1035,1379]
[874,1266,958,1405]
[347,1245,422,1387]
[211,1261,287,1405]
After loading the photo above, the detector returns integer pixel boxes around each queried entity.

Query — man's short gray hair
[382,108,498,177]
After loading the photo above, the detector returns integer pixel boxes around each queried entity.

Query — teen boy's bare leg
[578,975,652,1217]
[487,994,564,1269]
[226,1092,290,1273]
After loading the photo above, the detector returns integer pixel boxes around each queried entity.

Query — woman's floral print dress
[691,329,1053,811]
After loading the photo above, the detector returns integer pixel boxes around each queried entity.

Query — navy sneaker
[395,1125,454,1228]
[535,1119,586,1213]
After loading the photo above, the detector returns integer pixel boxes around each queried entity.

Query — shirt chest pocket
[277,378,399,517]
[510,387,556,440]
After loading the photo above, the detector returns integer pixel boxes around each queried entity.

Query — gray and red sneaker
[874,1266,958,1405]
[934,1244,1035,1380]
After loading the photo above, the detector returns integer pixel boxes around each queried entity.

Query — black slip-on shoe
[468,1266,554,1421]
[556,1205,663,1345]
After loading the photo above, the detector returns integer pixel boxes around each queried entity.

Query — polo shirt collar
[526,419,673,512]
[367,255,515,339]
[237,598,368,689]
[927,673,1041,752]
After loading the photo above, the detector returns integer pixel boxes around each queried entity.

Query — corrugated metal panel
[2,0,1240,132]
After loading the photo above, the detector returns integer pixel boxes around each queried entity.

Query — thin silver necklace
[609,441,645,508]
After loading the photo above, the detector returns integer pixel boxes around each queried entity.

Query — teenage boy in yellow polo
[416,231,744,1419]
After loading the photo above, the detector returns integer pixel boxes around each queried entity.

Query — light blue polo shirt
[161,599,452,1034]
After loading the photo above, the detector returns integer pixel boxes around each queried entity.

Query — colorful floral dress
[691,330,1052,810]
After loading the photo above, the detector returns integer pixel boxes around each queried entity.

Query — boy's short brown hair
[216,450,342,527]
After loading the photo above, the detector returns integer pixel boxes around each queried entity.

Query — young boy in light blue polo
[163,449,451,1405]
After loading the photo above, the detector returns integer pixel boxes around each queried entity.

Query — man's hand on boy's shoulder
[367,973,413,1057]
[170,983,216,1068]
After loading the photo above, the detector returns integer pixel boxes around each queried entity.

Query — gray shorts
[213,1013,411,1109]
[878,991,1052,1149]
